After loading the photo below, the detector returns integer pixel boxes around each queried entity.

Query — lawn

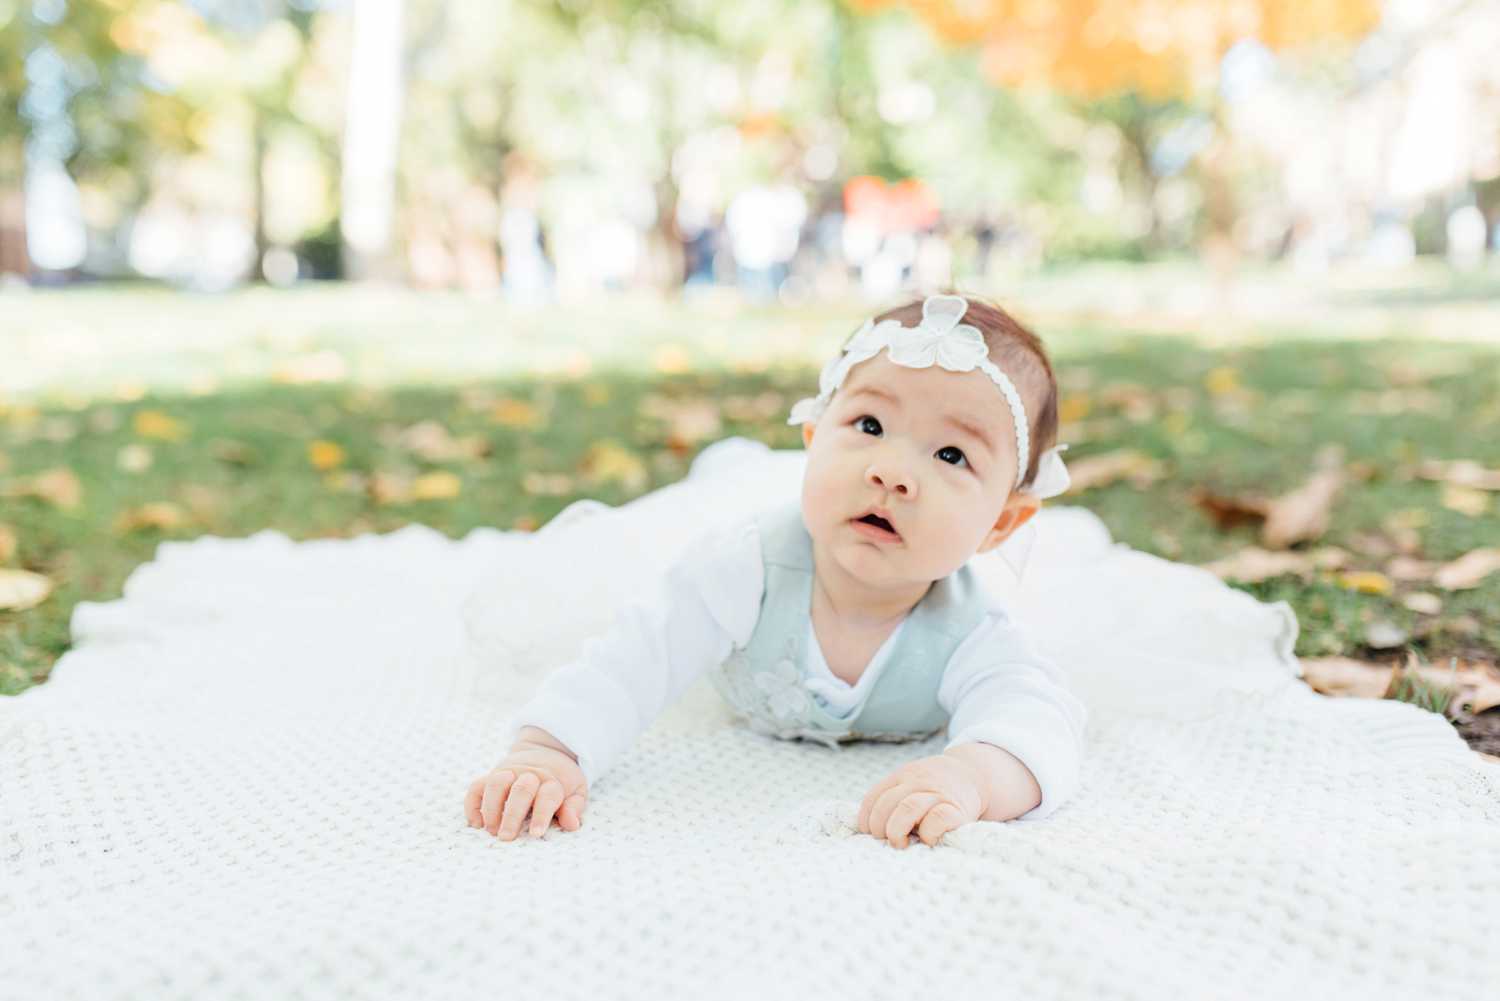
[3,270,1498,747]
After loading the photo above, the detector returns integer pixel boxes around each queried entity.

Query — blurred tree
[851,0,1382,262]
[183,1,327,282]
[1,0,195,277]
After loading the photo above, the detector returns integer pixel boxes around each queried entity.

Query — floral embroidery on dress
[752,655,811,722]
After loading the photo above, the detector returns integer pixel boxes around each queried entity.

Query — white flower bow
[789,294,1070,496]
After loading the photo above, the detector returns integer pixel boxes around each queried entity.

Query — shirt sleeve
[493,516,764,789]
[937,608,1087,822]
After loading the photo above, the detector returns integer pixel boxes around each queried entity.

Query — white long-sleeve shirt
[496,517,1087,820]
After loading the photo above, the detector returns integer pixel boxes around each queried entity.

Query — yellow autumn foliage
[850,0,1380,98]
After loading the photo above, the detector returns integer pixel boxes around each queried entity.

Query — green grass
[2,281,1498,699]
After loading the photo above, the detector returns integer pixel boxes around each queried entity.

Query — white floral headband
[787,294,1071,499]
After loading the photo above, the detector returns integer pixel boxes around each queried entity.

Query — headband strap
[787,294,1070,498]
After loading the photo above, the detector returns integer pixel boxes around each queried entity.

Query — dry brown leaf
[1190,488,1269,531]
[639,395,723,451]
[1432,548,1500,590]
[0,567,53,611]
[1303,654,1500,716]
[521,472,575,496]
[398,421,490,463]
[1417,459,1500,491]
[1,468,83,510]
[0,523,15,563]
[721,392,783,423]
[1199,546,1350,583]
[113,502,188,534]
[1385,556,1440,582]
[1440,484,1490,517]
[369,471,414,506]
[1401,592,1443,615]
[1064,450,1163,492]
[1393,651,1500,715]
[1261,447,1345,549]
[209,439,260,467]
[1300,656,1393,699]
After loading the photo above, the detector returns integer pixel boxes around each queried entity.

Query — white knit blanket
[4,436,1498,1001]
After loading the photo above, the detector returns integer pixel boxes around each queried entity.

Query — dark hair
[868,292,1058,491]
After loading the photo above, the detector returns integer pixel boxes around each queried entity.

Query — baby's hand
[464,743,588,841]
[857,754,986,849]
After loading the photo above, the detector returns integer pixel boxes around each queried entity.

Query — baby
[463,293,1085,849]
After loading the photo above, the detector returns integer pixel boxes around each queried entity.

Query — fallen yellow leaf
[412,471,462,500]
[1203,367,1240,396]
[308,440,346,471]
[1336,571,1393,595]
[113,502,187,534]
[582,384,612,408]
[491,399,542,428]
[1057,394,1091,422]
[133,409,188,442]
[0,524,14,563]
[0,567,52,611]
[579,440,649,493]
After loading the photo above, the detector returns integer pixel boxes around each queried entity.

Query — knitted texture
[3,437,1498,1001]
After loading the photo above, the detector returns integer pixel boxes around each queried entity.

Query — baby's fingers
[917,803,964,847]
[528,779,565,838]
[557,793,586,831]
[498,772,540,841]
[480,770,517,834]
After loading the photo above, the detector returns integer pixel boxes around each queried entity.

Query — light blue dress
[707,501,994,748]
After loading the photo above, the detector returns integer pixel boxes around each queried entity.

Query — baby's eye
[856,415,881,435]
[936,446,968,468]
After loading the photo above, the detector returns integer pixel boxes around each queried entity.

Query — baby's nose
[866,466,913,496]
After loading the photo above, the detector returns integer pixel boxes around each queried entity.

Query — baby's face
[800,353,1031,587]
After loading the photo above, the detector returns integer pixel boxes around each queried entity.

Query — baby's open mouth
[855,513,898,537]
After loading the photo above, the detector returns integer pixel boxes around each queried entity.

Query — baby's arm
[937,611,1087,822]
[470,519,762,835]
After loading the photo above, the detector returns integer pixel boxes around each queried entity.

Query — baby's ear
[976,492,1041,553]
[802,423,815,448]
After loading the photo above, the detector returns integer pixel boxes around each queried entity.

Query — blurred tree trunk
[340,0,406,281]
[1199,100,1241,311]
[251,107,269,282]
[0,143,27,278]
